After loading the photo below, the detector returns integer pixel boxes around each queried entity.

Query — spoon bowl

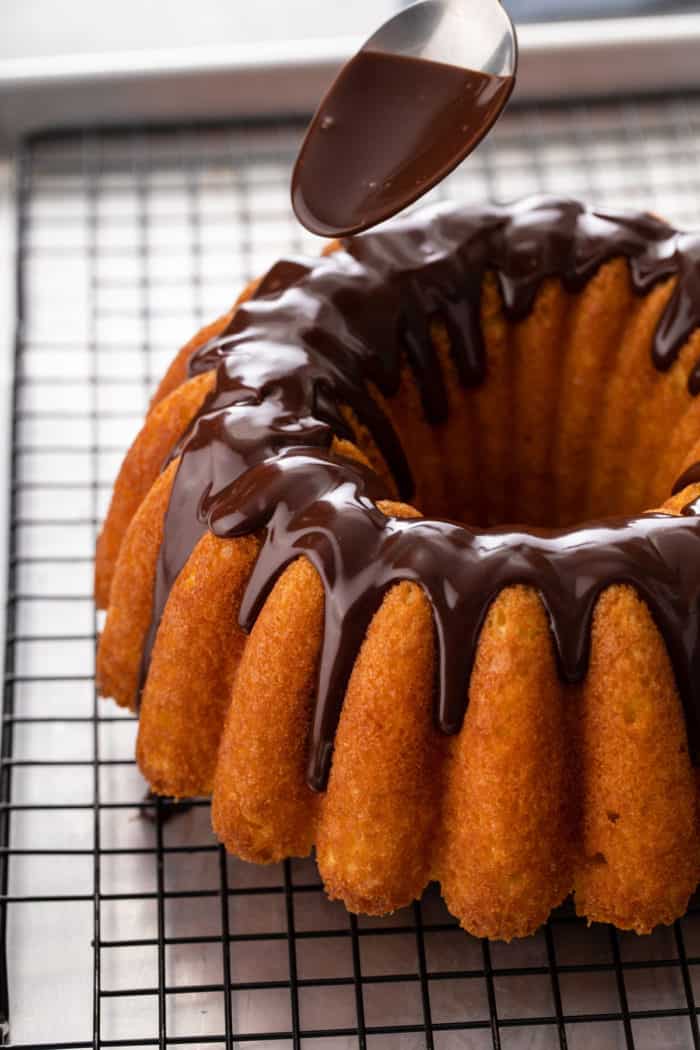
[291,0,518,238]
[366,0,517,77]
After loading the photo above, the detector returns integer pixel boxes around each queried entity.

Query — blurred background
[508,0,698,16]
[2,0,699,59]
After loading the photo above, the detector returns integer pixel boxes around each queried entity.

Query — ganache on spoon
[291,0,518,238]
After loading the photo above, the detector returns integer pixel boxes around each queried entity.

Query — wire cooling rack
[6,94,700,1050]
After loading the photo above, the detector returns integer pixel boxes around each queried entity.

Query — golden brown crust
[588,276,676,517]
[510,278,570,526]
[137,530,260,797]
[429,318,484,523]
[211,556,323,862]
[652,399,700,503]
[553,258,635,526]
[96,461,177,708]
[316,502,441,915]
[338,405,399,499]
[95,372,215,609]
[574,583,699,932]
[435,586,573,940]
[473,273,513,526]
[624,329,700,514]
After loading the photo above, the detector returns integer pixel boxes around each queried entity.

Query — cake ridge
[203,447,700,789]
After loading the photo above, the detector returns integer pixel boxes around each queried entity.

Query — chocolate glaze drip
[209,451,700,789]
[252,258,314,299]
[142,197,700,789]
[682,497,700,517]
[140,790,194,825]
[672,460,700,496]
[672,460,700,515]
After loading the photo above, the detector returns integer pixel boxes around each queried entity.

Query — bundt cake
[96,195,700,941]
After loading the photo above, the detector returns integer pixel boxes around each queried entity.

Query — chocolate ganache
[672,460,700,497]
[143,195,700,790]
[291,50,514,237]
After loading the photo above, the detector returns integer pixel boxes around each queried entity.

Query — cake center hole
[410,429,658,531]
[393,315,668,530]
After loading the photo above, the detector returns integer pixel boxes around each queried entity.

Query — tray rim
[2,13,700,146]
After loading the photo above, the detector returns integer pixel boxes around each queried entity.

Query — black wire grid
[5,96,700,1049]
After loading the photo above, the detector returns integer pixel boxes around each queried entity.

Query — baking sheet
[6,99,700,1047]
[5,14,700,145]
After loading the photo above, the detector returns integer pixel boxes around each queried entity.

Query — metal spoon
[291,0,518,238]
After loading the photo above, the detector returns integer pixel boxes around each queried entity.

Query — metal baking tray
[3,12,700,1050]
